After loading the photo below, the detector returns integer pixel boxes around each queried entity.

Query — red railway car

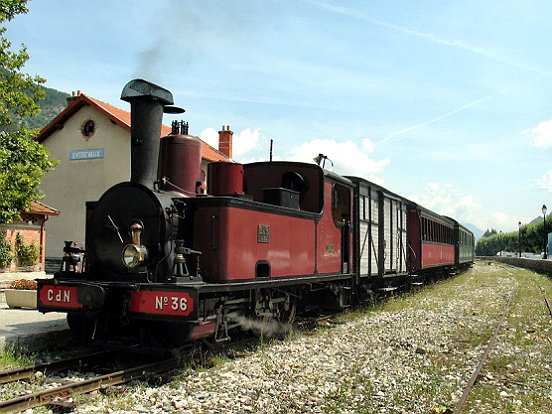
[408,205,456,276]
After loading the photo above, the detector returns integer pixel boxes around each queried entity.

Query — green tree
[481,228,498,238]
[475,219,550,256]
[0,230,12,268]
[0,0,56,223]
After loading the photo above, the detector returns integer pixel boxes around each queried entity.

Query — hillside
[463,223,483,240]
[22,85,69,130]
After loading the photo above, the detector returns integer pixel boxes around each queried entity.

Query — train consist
[37,79,475,346]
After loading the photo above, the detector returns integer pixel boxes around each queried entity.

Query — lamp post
[518,221,522,258]
[542,204,548,259]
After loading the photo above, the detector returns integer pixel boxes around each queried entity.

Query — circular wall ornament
[81,119,96,138]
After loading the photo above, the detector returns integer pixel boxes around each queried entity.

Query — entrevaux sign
[69,148,105,160]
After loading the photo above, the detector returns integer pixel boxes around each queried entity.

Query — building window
[81,120,96,138]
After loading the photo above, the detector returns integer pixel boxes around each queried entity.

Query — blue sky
[6,0,552,232]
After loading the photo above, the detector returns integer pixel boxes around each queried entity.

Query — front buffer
[36,279,206,346]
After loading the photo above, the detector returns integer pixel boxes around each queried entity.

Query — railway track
[0,331,273,414]
[495,262,552,320]
[532,273,552,321]
[0,312,343,413]
[451,277,517,414]
[453,262,552,413]
[0,350,113,385]
[0,350,181,413]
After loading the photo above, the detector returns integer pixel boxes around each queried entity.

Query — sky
[5,0,552,233]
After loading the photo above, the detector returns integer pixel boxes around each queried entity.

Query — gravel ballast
[4,261,552,413]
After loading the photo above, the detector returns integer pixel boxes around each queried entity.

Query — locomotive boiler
[36,79,474,347]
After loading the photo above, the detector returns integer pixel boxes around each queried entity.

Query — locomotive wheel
[254,289,298,337]
[277,294,297,324]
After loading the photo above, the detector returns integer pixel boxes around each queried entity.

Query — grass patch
[0,345,34,369]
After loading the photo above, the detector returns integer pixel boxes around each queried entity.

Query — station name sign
[69,148,105,160]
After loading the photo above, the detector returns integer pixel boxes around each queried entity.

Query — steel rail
[452,279,517,414]
[495,262,552,319]
[536,285,552,319]
[0,357,179,413]
[0,350,113,385]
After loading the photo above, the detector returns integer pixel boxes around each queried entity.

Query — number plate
[39,285,82,309]
[257,224,270,243]
[129,290,195,317]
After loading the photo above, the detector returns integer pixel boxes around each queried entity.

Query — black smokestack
[121,79,184,188]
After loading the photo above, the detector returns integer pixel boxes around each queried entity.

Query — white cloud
[535,169,552,191]
[489,212,519,231]
[527,119,552,149]
[361,138,374,152]
[410,182,527,232]
[233,128,260,157]
[287,138,390,183]
[409,182,481,225]
[199,128,219,149]
[200,127,260,158]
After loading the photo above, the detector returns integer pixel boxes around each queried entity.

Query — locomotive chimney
[120,79,184,188]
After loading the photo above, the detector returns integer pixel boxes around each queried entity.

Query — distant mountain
[463,223,484,240]
[22,85,69,130]
[529,216,544,226]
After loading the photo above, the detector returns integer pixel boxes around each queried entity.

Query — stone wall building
[0,201,59,272]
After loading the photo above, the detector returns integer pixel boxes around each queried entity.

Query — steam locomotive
[36,79,474,346]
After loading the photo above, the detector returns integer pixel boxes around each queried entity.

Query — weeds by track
[0,347,189,413]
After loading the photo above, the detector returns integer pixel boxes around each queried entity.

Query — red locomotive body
[180,161,351,282]
[187,199,318,281]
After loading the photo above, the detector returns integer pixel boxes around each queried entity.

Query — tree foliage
[0,230,12,268]
[476,219,549,256]
[481,228,498,238]
[0,0,57,223]
[22,86,69,129]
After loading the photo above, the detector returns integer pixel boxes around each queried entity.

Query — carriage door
[383,197,394,272]
[395,200,408,274]
[332,182,352,273]
[382,197,408,274]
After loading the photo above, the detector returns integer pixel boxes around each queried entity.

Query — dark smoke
[133,0,265,81]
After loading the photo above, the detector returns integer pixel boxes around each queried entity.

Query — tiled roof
[35,94,229,162]
[29,201,59,216]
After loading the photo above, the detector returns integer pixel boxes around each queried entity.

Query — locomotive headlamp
[122,222,148,269]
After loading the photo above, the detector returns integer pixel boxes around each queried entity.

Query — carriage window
[422,218,427,241]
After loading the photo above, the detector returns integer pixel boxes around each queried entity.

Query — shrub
[8,279,37,290]
[0,230,12,269]
[14,233,39,267]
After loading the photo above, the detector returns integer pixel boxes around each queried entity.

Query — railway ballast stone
[69,265,528,413]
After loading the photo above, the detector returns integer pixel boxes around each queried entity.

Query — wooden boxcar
[347,177,408,288]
